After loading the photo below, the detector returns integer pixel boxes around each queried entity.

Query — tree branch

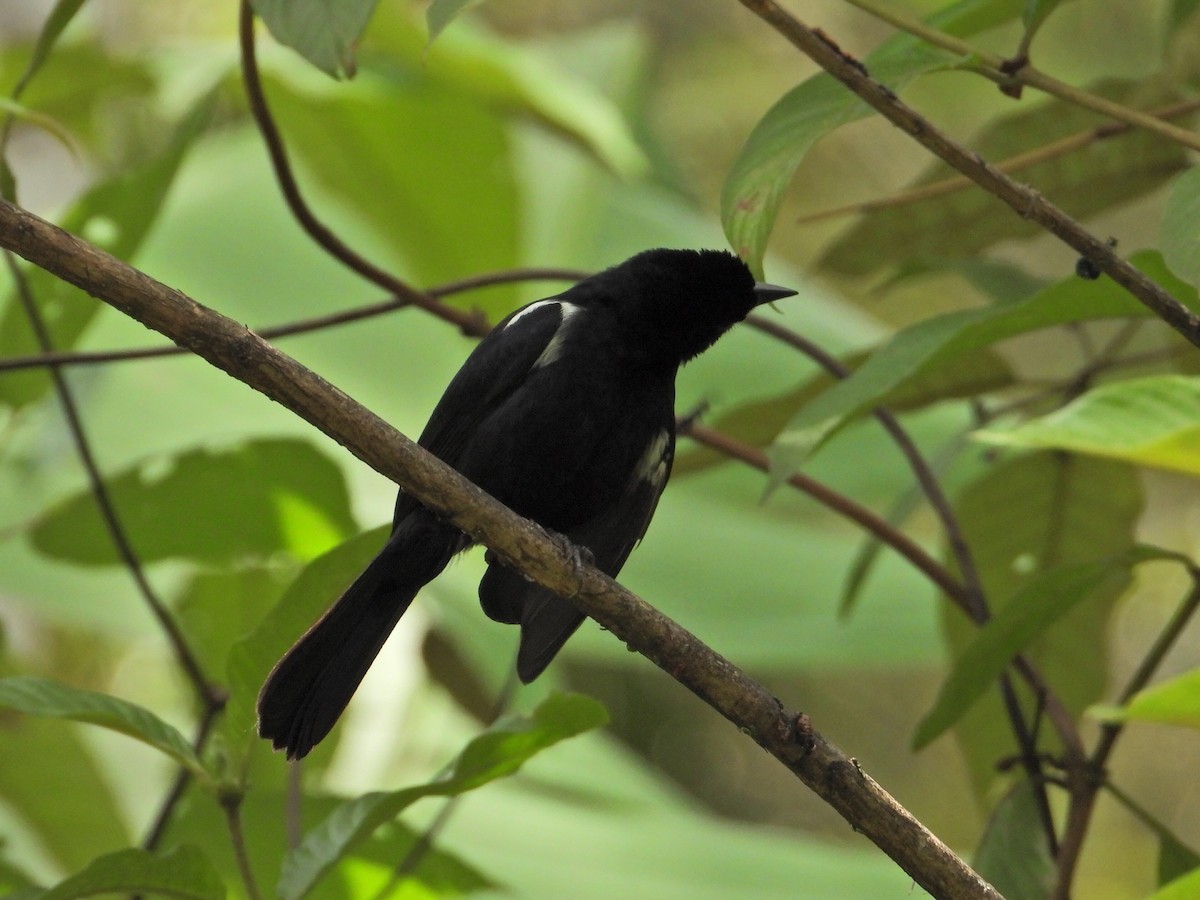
[737,0,1200,349]
[0,195,1000,900]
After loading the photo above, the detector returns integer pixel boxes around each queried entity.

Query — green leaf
[0,714,130,871]
[364,8,645,179]
[35,845,223,900]
[820,79,1189,275]
[722,0,1026,276]
[6,0,89,99]
[1091,668,1200,729]
[427,0,478,43]
[223,526,389,753]
[1160,829,1200,887]
[0,91,212,409]
[977,375,1200,476]
[30,438,357,566]
[915,546,1176,749]
[1148,866,1200,900]
[278,692,608,900]
[973,780,1055,900]
[260,69,520,314]
[252,0,378,78]
[0,677,207,776]
[1162,167,1200,290]
[942,453,1144,796]
[674,347,1011,477]
[769,251,1194,480]
[1021,0,1066,46]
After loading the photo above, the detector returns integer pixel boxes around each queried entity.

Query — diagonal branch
[736,0,1200,349]
[0,195,1000,900]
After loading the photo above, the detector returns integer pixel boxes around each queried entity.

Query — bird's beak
[753,282,798,305]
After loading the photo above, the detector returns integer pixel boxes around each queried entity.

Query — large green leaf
[30,438,356,566]
[820,81,1190,274]
[916,546,1176,748]
[32,846,224,900]
[1161,166,1200,290]
[938,453,1144,796]
[364,7,645,178]
[0,676,207,776]
[278,692,607,900]
[252,0,378,78]
[978,375,1200,476]
[769,251,1195,482]
[722,0,1026,276]
[258,67,519,314]
[0,92,213,409]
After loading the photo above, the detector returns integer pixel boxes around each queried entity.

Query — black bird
[258,248,796,758]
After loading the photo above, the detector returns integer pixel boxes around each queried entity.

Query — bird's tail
[257,515,461,759]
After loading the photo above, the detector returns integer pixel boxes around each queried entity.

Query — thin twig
[683,421,966,601]
[738,0,1200,348]
[0,268,588,372]
[221,790,263,900]
[797,98,1200,225]
[142,695,227,850]
[236,0,484,335]
[1,252,220,709]
[840,0,1200,152]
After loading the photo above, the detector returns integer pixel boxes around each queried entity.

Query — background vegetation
[2,0,1200,897]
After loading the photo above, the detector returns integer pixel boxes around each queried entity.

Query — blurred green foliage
[2,1,1200,899]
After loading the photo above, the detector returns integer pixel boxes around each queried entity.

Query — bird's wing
[393,299,571,520]
[480,426,675,681]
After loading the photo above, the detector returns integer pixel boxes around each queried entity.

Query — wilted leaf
[821,80,1191,275]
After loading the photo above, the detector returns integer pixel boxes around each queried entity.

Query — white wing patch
[505,298,560,330]
[636,429,672,488]
[532,301,581,368]
[503,300,581,369]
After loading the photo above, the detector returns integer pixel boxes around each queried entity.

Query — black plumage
[257,248,796,758]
